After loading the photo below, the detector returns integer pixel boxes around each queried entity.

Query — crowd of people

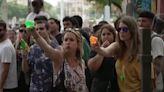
[0,0,164,92]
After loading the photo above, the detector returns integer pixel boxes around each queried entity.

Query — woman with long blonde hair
[30,27,88,92]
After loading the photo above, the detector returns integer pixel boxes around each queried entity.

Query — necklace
[119,65,125,81]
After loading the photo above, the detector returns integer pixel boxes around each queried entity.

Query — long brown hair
[117,16,141,62]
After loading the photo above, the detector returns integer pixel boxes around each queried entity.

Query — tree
[87,0,123,11]
[7,1,58,19]
[44,2,58,18]
[8,2,28,19]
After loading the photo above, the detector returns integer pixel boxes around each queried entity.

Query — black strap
[151,34,161,40]
[53,62,67,92]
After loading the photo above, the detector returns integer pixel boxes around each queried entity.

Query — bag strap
[151,34,161,41]
[53,61,67,92]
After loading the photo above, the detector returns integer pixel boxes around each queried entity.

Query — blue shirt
[28,39,59,92]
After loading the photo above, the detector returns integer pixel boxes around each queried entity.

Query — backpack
[151,34,163,41]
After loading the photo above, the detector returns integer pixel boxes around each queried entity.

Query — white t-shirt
[151,32,164,59]
[151,32,164,91]
[0,39,18,89]
[26,11,50,21]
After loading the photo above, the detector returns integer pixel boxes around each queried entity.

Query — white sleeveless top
[53,59,88,92]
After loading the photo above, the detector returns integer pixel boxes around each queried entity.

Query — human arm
[151,37,164,74]
[0,63,10,90]
[88,41,111,72]
[0,47,14,90]
[29,28,62,62]
[88,51,104,72]
[92,42,119,57]
[21,49,30,73]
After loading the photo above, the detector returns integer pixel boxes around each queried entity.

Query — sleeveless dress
[53,59,88,92]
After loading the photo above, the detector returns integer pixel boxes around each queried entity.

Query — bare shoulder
[108,42,120,56]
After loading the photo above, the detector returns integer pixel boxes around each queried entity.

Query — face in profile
[63,32,78,53]
[48,19,59,34]
[137,17,152,29]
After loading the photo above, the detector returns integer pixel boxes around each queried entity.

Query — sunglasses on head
[64,28,80,32]
[117,27,129,32]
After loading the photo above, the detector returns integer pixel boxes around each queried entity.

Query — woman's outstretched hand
[90,35,100,51]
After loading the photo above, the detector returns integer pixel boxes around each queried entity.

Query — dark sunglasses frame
[19,29,27,34]
[117,27,129,32]
[35,27,45,31]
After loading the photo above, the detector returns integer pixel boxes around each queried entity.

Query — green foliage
[89,4,103,19]
[44,2,58,18]
[8,2,28,19]
[8,1,58,19]
[87,0,123,10]
[111,0,123,10]
[0,0,3,5]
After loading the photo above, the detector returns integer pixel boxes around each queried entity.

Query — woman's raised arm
[29,28,62,62]
[93,42,119,57]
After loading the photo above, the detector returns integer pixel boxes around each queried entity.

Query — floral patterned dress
[53,60,88,92]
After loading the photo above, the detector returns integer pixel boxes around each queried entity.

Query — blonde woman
[30,27,88,92]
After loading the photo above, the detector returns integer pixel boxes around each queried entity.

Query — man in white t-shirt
[26,0,49,21]
[0,20,18,92]
[138,11,164,92]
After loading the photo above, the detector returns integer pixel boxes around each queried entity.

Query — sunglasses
[19,29,25,32]
[20,30,28,34]
[117,27,129,32]
[35,27,45,31]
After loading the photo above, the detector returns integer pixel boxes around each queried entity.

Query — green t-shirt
[82,37,90,62]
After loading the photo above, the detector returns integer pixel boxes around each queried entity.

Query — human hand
[90,35,99,49]
[21,47,29,59]
[90,35,97,45]
[101,40,110,48]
